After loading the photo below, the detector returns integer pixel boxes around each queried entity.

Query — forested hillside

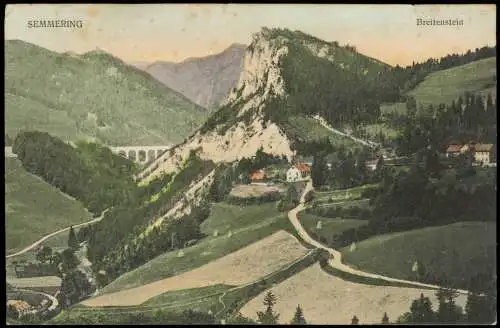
[12,131,138,215]
[5,40,207,145]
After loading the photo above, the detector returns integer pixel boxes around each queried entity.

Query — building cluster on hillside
[286,163,312,182]
[248,163,313,184]
[445,143,496,166]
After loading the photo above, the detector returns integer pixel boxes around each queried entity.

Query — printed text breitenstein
[416,18,464,26]
[27,20,83,28]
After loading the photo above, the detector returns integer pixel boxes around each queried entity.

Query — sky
[5,4,496,66]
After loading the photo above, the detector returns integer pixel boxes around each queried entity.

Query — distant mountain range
[131,43,246,110]
[5,40,207,146]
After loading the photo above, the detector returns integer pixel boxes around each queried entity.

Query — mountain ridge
[5,39,207,146]
[138,27,390,182]
[133,43,247,109]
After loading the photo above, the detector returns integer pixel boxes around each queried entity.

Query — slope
[138,27,389,182]
[94,201,292,295]
[5,157,91,255]
[382,57,497,116]
[136,43,246,110]
[82,230,308,307]
[5,40,207,145]
[409,56,497,109]
[239,263,467,325]
[340,221,496,290]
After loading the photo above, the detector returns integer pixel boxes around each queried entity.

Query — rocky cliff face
[136,44,246,110]
[139,29,297,183]
[138,27,389,183]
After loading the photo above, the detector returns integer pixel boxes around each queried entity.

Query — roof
[249,169,265,181]
[7,300,31,311]
[473,144,494,152]
[446,144,462,153]
[295,163,311,173]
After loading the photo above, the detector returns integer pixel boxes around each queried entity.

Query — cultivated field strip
[82,231,309,307]
[69,250,317,315]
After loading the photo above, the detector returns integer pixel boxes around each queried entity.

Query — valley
[5,9,496,326]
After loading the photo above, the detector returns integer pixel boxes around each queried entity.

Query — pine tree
[256,291,280,325]
[290,304,307,325]
[311,153,327,188]
[465,274,497,324]
[406,96,417,118]
[381,312,389,324]
[68,226,79,249]
[485,93,495,126]
[409,293,436,323]
[436,287,463,323]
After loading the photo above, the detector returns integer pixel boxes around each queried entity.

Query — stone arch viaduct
[109,146,171,164]
[5,145,172,165]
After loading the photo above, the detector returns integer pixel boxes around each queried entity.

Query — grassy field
[341,221,496,290]
[363,123,400,140]
[298,213,368,243]
[97,202,302,295]
[239,263,467,325]
[5,158,91,255]
[143,284,233,306]
[308,199,372,219]
[200,202,281,236]
[377,57,496,130]
[380,102,408,116]
[314,183,379,202]
[282,116,364,151]
[84,231,309,307]
[53,250,318,324]
[409,57,497,110]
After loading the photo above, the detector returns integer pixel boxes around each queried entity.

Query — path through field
[6,209,109,259]
[289,179,469,295]
[312,115,379,149]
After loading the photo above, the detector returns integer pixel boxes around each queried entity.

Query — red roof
[249,169,265,181]
[295,163,311,173]
[446,144,462,153]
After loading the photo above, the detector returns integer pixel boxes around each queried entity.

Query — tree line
[376,45,496,103]
[12,131,138,215]
[397,92,497,157]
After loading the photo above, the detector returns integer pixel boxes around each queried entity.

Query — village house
[7,300,32,318]
[249,169,266,183]
[472,143,495,165]
[365,159,378,171]
[286,167,301,182]
[445,143,495,166]
[445,144,464,158]
[286,163,311,182]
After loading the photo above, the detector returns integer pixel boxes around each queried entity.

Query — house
[445,144,463,158]
[249,169,266,183]
[445,143,495,165]
[365,160,378,171]
[7,300,31,317]
[295,163,311,178]
[286,163,311,182]
[472,144,494,165]
[286,167,302,182]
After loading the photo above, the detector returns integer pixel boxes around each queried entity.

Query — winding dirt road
[289,179,469,295]
[6,209,109,259]
[312,115,379,149]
